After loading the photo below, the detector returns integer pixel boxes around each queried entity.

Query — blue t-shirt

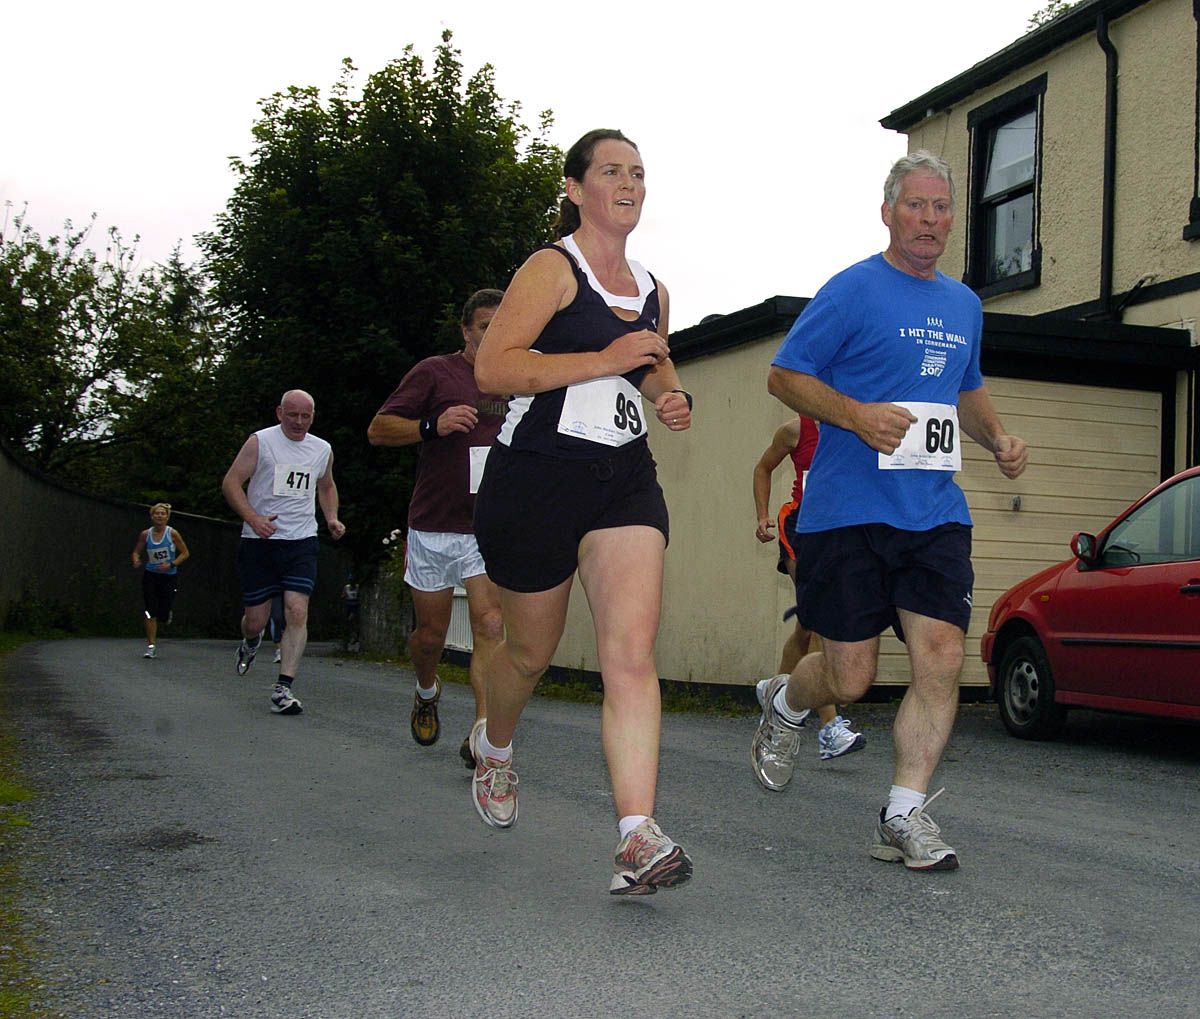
[771,253,984,533]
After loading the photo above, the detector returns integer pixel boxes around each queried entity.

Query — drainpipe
[1097,12,1118,319]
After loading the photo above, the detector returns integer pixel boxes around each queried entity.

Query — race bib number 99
[274,463,316,497]
[878,402,961,472]
[557,376,644,448]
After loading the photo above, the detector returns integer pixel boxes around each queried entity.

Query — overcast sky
[4,1,1045,330]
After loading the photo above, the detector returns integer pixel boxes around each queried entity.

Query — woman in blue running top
[131,502,190,659]
[468,129,694,896]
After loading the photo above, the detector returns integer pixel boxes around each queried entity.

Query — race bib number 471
[878,402,961,472]
[273,463,316,497]
[557,376,644,448]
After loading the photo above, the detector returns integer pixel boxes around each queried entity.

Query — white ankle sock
[479,728,511,763]
[619,814,649,840]
[885,785,925,820]
[416,678,438,700]
[773,686,809,725]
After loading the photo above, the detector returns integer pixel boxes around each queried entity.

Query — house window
[966,75,1046,298]
[979,110,1036,281]
[1186,5,1200,241]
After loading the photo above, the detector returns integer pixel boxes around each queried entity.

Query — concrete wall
[0,438,350,638]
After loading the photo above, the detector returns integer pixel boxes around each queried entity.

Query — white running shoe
[270,683,303,715]
[817,715,866,760]
[609,818,693,896]
[869,788,958,871]
[750,675,809,791]
[470,723,517,829]
[236,635,262,676]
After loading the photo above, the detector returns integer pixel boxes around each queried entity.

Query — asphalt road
[4,638,1200,1018]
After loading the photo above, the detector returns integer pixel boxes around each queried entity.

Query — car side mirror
[1071,532,1098,564]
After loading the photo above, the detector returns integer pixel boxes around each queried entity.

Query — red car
[981,465,1200,739]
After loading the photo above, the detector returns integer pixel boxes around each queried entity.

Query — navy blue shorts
[473,440,669,593]
[238,537,319,607]
[791,522,973,643]
[141,571,177,623]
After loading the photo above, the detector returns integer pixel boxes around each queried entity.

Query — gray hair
[884,149,955,210]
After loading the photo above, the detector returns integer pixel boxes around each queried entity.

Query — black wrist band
[419,418,439,441]
[671,389,693,410]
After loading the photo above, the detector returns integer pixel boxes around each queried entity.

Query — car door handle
[1182,583,1200,594]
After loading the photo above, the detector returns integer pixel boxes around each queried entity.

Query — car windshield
[1101,474,1200,567]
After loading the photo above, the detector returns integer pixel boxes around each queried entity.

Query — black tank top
[496,244,661,458]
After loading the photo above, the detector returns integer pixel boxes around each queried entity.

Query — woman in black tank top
[466,129,695,895]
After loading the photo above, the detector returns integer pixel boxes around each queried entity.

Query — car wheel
[996,635,1067,740]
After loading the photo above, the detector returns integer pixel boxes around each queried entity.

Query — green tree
[90,250,238,515]
[1028,0,1079,30]
[201,31,563,565]
[0,207,223,488]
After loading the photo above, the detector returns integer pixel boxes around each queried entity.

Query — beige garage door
[876,376,1163,687]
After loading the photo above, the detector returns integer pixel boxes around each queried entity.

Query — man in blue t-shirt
[750,150,1028,872]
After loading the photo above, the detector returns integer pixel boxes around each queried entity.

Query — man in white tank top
[222,390,346,714]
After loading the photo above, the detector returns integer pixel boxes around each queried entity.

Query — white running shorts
[403,529,488,592]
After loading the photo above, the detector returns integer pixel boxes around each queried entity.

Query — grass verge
[394,651,762,715]
[0,631,58,1018]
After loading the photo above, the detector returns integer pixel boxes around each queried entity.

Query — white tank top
[242,425,332,540]
[561,234,653,314]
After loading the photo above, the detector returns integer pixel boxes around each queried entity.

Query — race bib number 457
[557,376,644,448]
[273,463,316,497]
[878,402,961,472]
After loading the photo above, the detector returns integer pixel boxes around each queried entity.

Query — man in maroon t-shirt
[368,289,507,766]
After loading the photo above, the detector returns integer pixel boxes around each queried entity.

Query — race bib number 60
[557,376,644,448]
[273,463,316,497]
[878,402,961,472]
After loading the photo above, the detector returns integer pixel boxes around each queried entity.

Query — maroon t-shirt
[376,353,507,533]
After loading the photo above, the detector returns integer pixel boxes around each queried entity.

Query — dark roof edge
[983,312,1199,368]
[670,296,808,365]
[667,296,1197,370]
[880,0,1154,132]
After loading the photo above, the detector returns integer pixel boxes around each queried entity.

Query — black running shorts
[473,440,669,593]
[141,571,177,623]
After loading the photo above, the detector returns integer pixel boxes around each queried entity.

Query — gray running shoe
[471,722,517,829]
[143,645,156,659]
[272,648,282,664]
[869,788,958,871]
[609,818,693,896]
[751,674,809,791]
[270,683,303,715]
[236,635,262,676]
[817,715,866,760]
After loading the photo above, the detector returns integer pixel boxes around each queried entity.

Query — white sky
[3,1,1043,331]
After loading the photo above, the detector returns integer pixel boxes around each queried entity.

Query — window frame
[1185,4,1200,241]
[965,74,1047,299]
